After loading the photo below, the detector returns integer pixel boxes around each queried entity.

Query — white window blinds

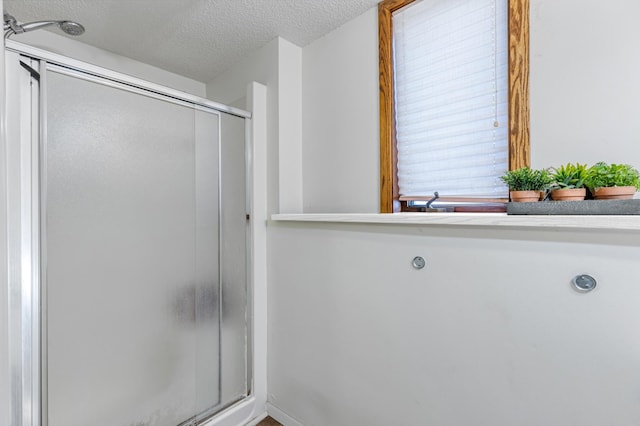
[393,0,509,199]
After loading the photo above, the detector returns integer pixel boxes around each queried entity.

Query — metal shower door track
[5,40,252,119]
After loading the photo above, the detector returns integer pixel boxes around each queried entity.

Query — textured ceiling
[4,0,380,82]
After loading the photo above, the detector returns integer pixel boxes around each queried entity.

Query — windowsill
[271,213,640,232]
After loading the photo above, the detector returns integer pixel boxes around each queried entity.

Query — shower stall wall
[4,43,260,426]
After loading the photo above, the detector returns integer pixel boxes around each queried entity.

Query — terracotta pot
[550,188,586,201]
[591,186,637,200]
[510,190,540,202]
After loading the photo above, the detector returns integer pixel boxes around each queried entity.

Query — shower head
[58,21,85,36]
[4,12,85,39]
[20,20,86,36]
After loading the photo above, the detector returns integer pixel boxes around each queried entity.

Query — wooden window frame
[379,0,530,213]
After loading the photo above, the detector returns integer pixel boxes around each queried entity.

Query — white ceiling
[4,0,380,82]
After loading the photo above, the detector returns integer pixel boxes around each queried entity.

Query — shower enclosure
[4,42,259,426]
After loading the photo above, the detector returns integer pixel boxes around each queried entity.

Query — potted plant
[584,162,640,200]
[500,167,552,202]
[549,163,588,201]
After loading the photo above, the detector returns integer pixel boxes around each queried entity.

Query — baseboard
[244,411,269,426]
[266,403,305,426]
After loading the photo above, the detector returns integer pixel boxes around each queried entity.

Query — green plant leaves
[583,162,640,191]
[550,163,588,189]
[500,167,552,191]
[503,162,640,193]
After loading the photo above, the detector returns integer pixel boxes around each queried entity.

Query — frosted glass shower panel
[194,108,221,417]
[45,70,219,426]
[219,113,249,405]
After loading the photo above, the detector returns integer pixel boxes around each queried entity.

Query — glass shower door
[44,68,226,426]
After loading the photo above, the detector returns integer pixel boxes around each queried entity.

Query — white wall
[7,31,206,96]
[266,1,640,425]
[205,38,279,107]
[206,37,303,214]
[530,0,640,168]
[268,223,640,426]
[302,8,379,213]
[277,41,303,214]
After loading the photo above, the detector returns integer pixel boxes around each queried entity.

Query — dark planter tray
[507,199,640,215]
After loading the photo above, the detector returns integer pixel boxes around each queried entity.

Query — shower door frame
[3,40,266,426]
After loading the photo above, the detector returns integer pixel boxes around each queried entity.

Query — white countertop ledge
[271,213,640,231]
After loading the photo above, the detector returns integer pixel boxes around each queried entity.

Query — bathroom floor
[257,417,283,426]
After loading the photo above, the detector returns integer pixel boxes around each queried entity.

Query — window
[379,0,530,212]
